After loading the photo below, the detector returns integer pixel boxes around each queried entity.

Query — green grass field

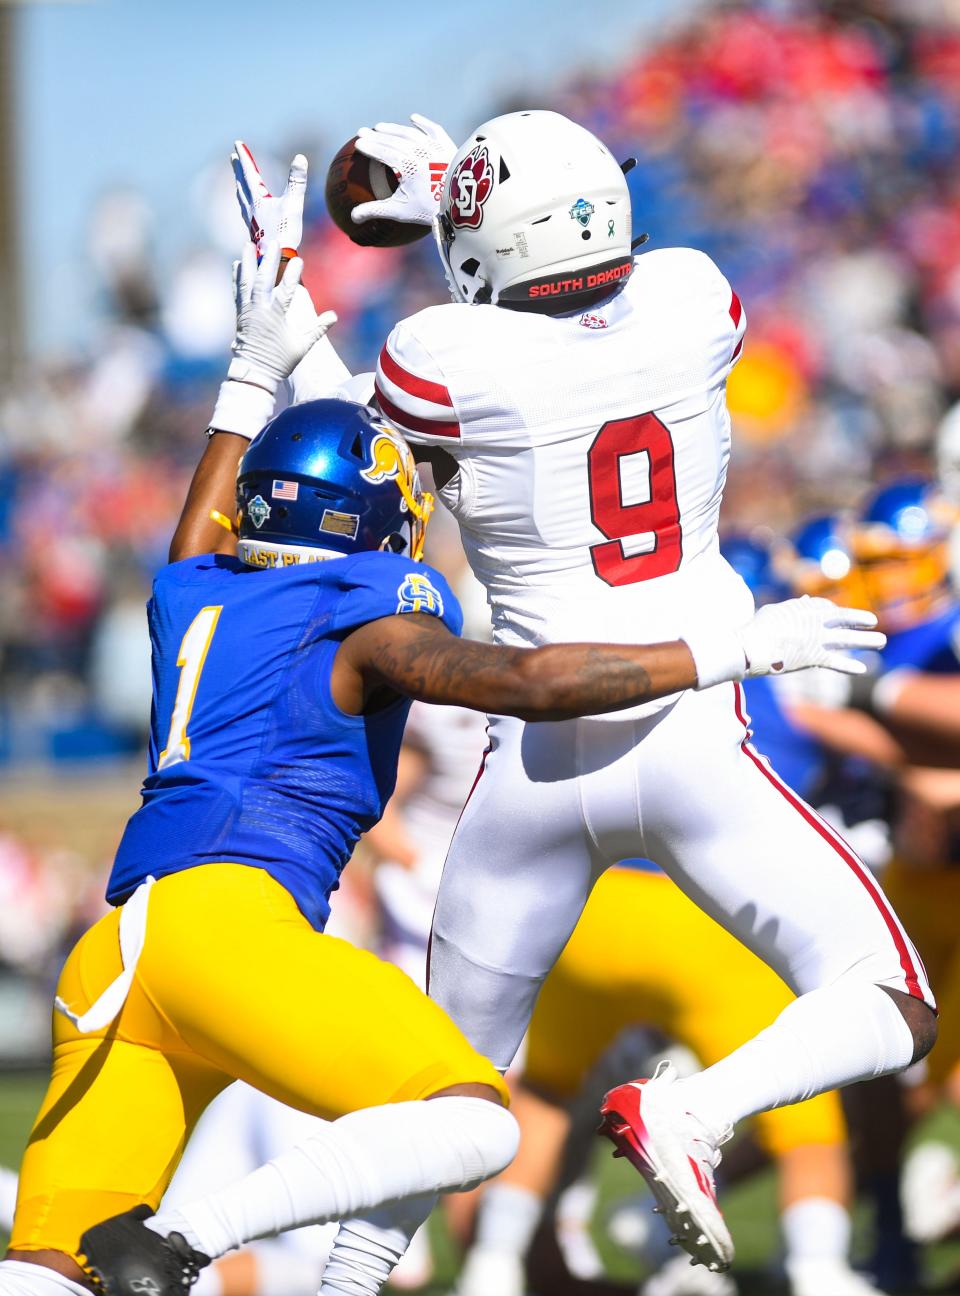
[2,1072,959,1294]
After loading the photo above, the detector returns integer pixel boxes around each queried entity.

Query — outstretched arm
[333,613,697,721]
[333,596,886,721]
[170,241,336,563]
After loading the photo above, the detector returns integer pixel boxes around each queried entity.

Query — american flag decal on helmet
[272,480,299,501]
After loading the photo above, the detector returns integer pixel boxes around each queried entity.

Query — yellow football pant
[11,864,507,1261]
[882,858,960,1085]
[525,868,845,1157]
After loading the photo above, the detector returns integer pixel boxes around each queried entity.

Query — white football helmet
[936,398,960,505]
[435,110,634,308]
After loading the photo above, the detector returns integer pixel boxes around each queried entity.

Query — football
[324,136,431,249]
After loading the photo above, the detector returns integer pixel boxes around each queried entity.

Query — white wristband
[681,626,748,691]
[208,379,276,441]
[872,667,914,716]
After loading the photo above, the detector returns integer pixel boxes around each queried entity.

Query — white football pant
[428,682,933,1070]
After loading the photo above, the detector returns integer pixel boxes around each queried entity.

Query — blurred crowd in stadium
[5,0,960,1291]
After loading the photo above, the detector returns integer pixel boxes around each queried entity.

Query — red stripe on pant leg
[731,684,925,1002]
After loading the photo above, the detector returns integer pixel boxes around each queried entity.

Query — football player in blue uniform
[774,488,960,1280]
[1,244,884,1296]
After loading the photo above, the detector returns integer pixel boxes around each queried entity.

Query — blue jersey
[738,675,826,803]
[108,551,461,930]
[882,603,960,674]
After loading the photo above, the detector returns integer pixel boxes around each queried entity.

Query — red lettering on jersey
[729,290,743,328]
[588,413,682,586]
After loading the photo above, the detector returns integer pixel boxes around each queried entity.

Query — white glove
[209,241,336,440]
[684,596,886,690]
[232,141,307,255]
[353,113,457,227]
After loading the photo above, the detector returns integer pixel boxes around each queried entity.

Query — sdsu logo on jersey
[449,145,494,229]
[397,572,444,616]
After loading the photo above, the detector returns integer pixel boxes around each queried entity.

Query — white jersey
[375,248,753,709]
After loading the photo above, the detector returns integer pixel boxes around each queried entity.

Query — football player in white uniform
[346,109,936,1279]
[202,116,934,1289]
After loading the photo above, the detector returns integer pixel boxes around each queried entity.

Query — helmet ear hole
[460,258,481,276]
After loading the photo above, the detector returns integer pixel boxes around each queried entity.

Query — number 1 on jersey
[588,413,682,586]
[158,605,223,770]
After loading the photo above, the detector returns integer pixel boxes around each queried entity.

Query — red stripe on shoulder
[375,384,461,440]
[728,291,743,328]
[378,345,453,409]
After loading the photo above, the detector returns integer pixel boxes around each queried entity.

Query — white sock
[0,1261,91,1296]
[472,1183,544,1257]
[675,980,914,1133]
[318,1197,435,1295]
[0,1166,19,1234]
[253,1241,328,1296]
[781,1197,851,1263]
[147,1097,517,1259]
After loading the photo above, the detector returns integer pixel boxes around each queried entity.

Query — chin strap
[210,509,239,536]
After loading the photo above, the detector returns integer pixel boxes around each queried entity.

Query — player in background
[1,240,866,1296]
[219,117,936,1285]
[769,488,960,1272]
[846,480,960,1252]
[366,697,489,987]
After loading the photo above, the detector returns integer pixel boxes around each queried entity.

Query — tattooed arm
[331,613,698,721]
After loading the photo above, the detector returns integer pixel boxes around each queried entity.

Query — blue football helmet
[720,532,789,607]
[854,476,953,629]
[235,399,434,568]
[787,514,863,604]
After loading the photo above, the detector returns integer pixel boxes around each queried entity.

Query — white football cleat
[900,1140,960,1243]
[642,1253,738,1296]
[785,1257,886,1296]
[453,1247,526,1296]
[599,1061,734,1273]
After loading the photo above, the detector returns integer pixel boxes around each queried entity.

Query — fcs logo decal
[449,145,494,229]
[569,198,595,227]
[247,495,271,529]
[397,572,444,616]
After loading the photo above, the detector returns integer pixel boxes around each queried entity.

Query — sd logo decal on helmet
[449,145,495,230]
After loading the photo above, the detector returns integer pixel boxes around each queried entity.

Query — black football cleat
[79,1205,211,1295]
